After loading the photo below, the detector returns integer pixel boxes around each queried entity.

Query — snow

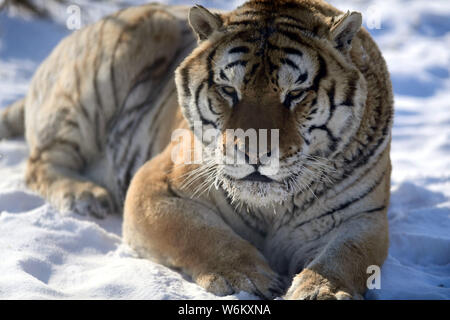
[0,0,449,300]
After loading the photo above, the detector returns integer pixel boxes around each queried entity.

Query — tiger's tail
[0,98,25,139]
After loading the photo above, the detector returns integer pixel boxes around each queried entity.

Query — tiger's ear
[189,5,222,42]
[330,11,362,51]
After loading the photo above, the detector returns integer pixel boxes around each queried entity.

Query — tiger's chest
[208,148,389,275]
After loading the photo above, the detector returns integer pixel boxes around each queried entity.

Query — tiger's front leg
[285,202,389,300]
[123,146,284,299]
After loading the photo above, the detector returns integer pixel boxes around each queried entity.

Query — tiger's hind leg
[26,145,117,218]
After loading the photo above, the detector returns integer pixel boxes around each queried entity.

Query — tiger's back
[2,4,197,216]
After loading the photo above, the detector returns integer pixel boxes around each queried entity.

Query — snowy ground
[0,0,449,300]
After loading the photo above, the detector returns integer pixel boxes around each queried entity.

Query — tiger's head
[175,0,368,207]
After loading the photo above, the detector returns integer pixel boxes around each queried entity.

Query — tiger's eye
[288,89,303,98]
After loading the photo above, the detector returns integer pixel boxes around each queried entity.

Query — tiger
[0,0,394,300]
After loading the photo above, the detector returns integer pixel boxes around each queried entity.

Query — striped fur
[0,4,197,217]
[1,0,393,299]
[124,0,393,300]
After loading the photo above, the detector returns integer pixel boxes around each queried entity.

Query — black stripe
[229,46,250,54]
[341,76,358,107]
[301,133,310,145]
[195,82,205,109]
[277,14,304,24]
[53,138,86,168]
[327,81,337,116]
[244,62,261,84]
[115,120,136,164]
[280,58,299,70]
[309,54,327,92]
[225,60,248,70]
[365,206,386,213]
[321,82,342,154]
[234,30,261,44]
[117,64,172,145]
[180,66,191,97]
[65,120,79,129]
[28,138,85,168]
[220,69,229,81]
[352,126,390,170]
[282,47,303,57]
[227,20,255,27]
[275,29,312,49]
[268,58,278,74]
[308,125,339,152]
[54,139,80,153]
[296,72,308,84]
[79,102,90,121]
[182,102,195,127]
[266,41,280,52]
[94,111,102,152]
[283,93,294,109]
[207,48,218,88]
[248,62,260,76]
[146,90,176,160]
[267,42,304,60]
[131,57,166,90]
[106,57,168,133]
[294,170,387,229]
[124,149,140,189]
[195,81,217,129]
[260,24,276,41]
[73,65,90,122]
[207,98,221,116]
[220,87,239,106]
[349,94,392,170]
[277,22,309,33]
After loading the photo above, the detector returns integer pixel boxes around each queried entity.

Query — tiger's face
[175,2,367,207]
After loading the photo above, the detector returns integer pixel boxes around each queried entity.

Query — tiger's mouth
[239,172,274,183]
[220,171,291,207]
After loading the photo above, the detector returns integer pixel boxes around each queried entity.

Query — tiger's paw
[58,183,116,219]
[284,269,363,300]
[194,256,285,299]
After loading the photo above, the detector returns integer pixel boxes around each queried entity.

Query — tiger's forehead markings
[213,44,252,88]
[222,23,318,85]
[208,10,324,92]
[224,60,248,70]
[226,3,324,42]
[281,47,303,57]
[278,49,314,88]
[228,46,250,54]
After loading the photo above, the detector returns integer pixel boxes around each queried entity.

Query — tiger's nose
[240,150,276,182]
[241,147,272,167]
